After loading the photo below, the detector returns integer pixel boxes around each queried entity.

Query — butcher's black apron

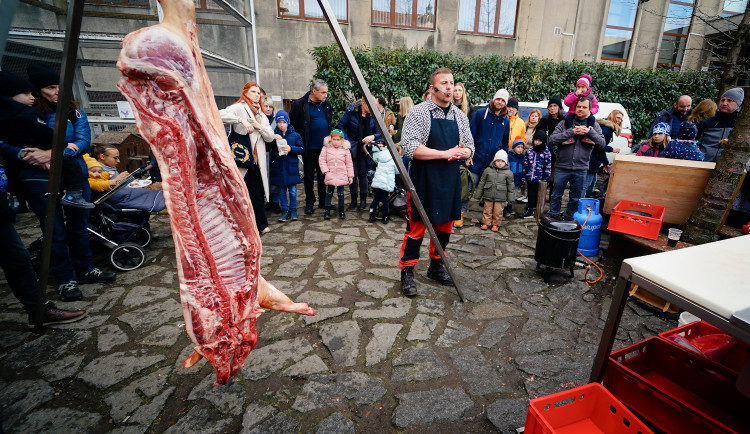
[409,113,462,224]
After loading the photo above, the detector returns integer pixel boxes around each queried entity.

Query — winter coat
[289,91,334,151]
[508,149,525,186]
[589,120,617,174]
[269,125,304,188]
[635,139,665,158]
[663,139,705,161]
[338,101,382,159]
[523,146,552,182]
[84,155,111,192]
[473,161,515,203]
[0,97,54,190]
[507,114,526,151]
[538,115,565,156]
[219,102,274,199]
[469,107,510,174]
[649,107,690,138]
[696,110,739,162]
[455,101,476,122]
[564,90,600,115]
[393,113,407,143]
[370,148,399,193]
[549,115,606,171]
[319,136,354,187]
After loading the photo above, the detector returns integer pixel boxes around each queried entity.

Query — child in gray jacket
[473,150,515,231]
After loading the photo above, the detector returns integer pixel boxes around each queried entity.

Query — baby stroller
[87,165,154,271]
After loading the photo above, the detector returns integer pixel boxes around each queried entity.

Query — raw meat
[116,0,313,385]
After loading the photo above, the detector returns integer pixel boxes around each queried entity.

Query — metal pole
[33,0,85,332]
[315,0,465,302]
[0,0,19,63]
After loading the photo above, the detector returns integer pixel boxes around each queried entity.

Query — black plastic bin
[534,213,581,282]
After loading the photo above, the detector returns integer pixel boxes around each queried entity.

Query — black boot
[347,200,357,210]
[359,198,367,210]
[382,213,389,224]
[401,266,417,296]
[369,209,376,223]
[339,206,346,219]
[324,207,331,220]
[426,258,453,285]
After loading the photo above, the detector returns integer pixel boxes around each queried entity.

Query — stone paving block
[241,337,314,380]
[261,233,292,244]
[271,278,307,295]
[91,287,125,312]
[333,234,368,243]
[416,299,445,314]
[296,290,341,306]
[118,298,182,333]
[315,275,354,292]
[263,246,285,256]
[51,314,110,330]
[3,331,91,370]
[468,301,524,320]
[392,343,450,381]
[128,386,176,425]
[392,387,473,428]
[163,405,232,434]
[188,374,245,415]
[356,279,391,299]
[291,373,386,412]
[0,379,54,428]
[259,312,299,340]
[450,346,504,395]
[240,402,277,433]
[329,259,363,274]
[282,354,329,377]
[304,230,331,243]
[319,320,361,366]
[15,407,103,433]
[314,412,356,434]
[353,297,411,319]
[97,324,129,352]
[406,314,439,341]
[488,257,525,270]
[117,265,166,285]
[246,411,299,433]
[510,319,570,354]
[37,354,82,383]
[365,323,402,366]
[487,398,528,433]
[459,255,497,270]
[142,324,183,347]
[436,320,476,347]
[303,307,349,325]
[122,286,171,308]
[477,319,511,349]
[364,267,401,281]
[366,246,401,265]
[288,246,318,256]
[78,349,165,389]
[506,272,548,295]
[500,242,535,256]
[275,257,315,278]
[326,243,359,259]
[364,226,382,240]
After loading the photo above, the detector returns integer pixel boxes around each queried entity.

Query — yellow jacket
[508,115,526,150]
[84,154,111,192]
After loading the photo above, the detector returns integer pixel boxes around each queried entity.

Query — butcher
[398,67,474,297]
[117,0,313,385]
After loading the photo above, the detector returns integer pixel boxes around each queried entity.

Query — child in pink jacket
[562,74,600,145]
[319,129,354,219]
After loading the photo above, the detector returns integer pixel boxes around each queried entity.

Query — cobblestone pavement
[0,199,676,433]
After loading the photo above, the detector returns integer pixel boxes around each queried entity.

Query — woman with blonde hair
[452,82,475,121]
[393,96,414,144]
[524,108,542,149]
[687,99,717,124]
[220,81,275,233]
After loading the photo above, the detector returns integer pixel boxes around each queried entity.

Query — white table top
[624,235,750,320]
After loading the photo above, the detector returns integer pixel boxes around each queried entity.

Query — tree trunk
[683,105,750,244]
[718,5,750,95]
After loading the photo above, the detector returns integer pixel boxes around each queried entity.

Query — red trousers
[399,193,453,269]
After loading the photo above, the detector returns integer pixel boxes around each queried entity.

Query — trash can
[535,212,581,282]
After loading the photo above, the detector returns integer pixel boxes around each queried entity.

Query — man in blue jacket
[289,79,334,215]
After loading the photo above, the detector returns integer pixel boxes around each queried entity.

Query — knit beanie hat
[548,95,563,110]
[577,74,593,90]
[652,122,670,136]
[512,138,525,150]
[84,154,102,170]
[507,97,519,109]
[493,89,509,104]
[533,129,548,145]
[0,71,35,98]
[493,149,508,164]
[275,110,290,124]
[330,129,343,137]
[27,63,60,91]
[721,87,744,107]
[678,122,698,140]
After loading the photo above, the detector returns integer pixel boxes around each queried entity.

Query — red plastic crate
[604,337,750,433]
[659,320,750,374]
[524,383,653,434]
[607,200,666,240]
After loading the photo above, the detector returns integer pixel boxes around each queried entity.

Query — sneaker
[480,224,489,230]
[78,268,116,284]
[60,190,95,209]
[491,226,499,232]
[58,280,83,302]
[562,136,575,145]
[581,137,595,145]
[278,209,289,222]
[260,227,271,234]
[517,196,528,203]
[28,301,87,328]
[521,208,535,219]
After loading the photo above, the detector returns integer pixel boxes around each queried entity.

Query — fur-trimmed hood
[323,135,351,149]
[596,118,621,136]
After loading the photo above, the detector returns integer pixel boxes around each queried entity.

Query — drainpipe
[249,0,260,84]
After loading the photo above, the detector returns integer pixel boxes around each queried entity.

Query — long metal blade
[315,0,464,302]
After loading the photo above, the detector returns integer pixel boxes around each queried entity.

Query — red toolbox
[607,200,666,240]
[524,383,653,434]
[604,337,750,433]
[659,320,750,374]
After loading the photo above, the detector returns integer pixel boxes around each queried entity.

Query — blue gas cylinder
[573,198,603,256]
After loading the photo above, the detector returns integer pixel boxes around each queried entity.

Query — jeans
[243,164,269,230]
[584,172,597,197]
[461,171,481,213]
[549,168,586,217]
[325,185,345,209]
[0,217,39,314]
[279,184,297,211]
[23,180,94,284]
[303,148,325,207]
[370,188,390,216]
[350,150,369,203]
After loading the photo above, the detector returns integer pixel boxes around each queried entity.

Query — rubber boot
[401,266,417,296]
[339,206,346,219]
[426,258,453,285]
[278,209,289,222]
[359,197,367,210]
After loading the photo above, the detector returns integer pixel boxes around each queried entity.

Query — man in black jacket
[289,79,333,215]
[648,95,692,138]
[696,88,744,162]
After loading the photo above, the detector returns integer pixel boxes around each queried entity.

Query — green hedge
[310,44,718,142]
